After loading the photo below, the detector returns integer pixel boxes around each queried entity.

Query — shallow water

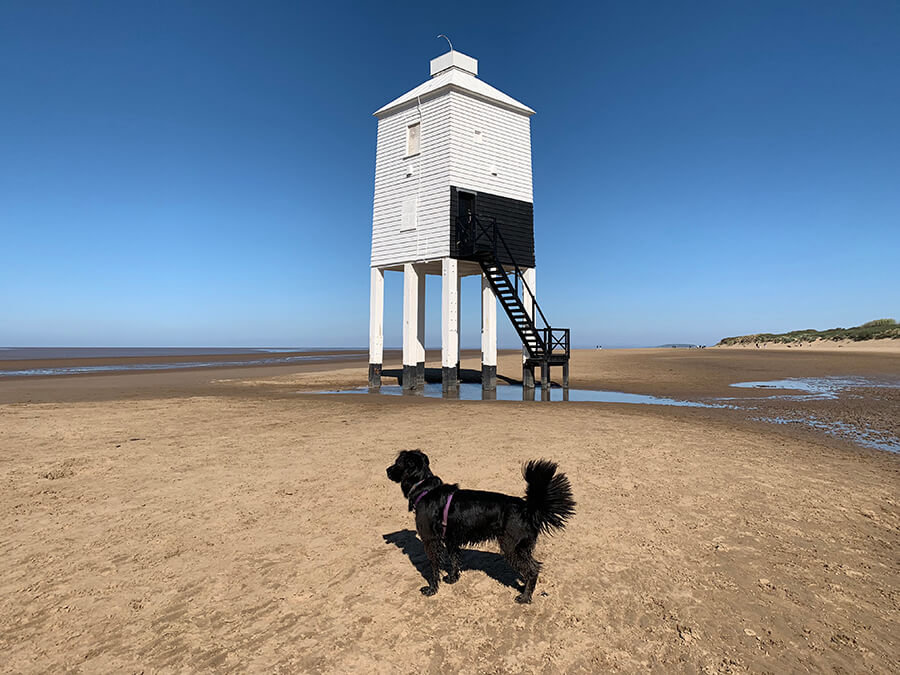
[728,376,900,400]
[727,376,900,453]
[752,415,900,454]
[0,352,367,378]
[313,379,899,454]
[314,382,720,407]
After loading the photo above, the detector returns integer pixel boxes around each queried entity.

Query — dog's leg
[502,537,541,604]
[420,538,442,596]
[516,551,541,604]
[444,542,461,584]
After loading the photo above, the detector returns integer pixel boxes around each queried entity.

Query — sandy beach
[713,339,900,353]
[1,348,898,672]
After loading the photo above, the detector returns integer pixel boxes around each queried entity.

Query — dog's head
[386,449,431,487]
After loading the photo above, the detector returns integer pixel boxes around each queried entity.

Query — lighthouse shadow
[381,367,521,386]
[382,529,521,590]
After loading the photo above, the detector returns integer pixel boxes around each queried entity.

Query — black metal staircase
[457,214,570,386]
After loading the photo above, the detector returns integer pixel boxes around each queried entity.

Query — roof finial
[437,34,453,52]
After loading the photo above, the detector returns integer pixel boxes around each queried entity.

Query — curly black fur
[386,449,576,604]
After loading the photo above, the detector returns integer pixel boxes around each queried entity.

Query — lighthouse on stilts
[368,45,570,396]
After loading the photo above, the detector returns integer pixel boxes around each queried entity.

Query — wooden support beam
[368,266,384,387]
[481,272,497,391]
[441,258,460,392]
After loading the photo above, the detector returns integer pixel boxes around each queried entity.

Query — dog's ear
[411,449,429,470]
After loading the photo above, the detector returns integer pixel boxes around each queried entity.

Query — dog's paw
[514,594,532,604]
[420,586,437,597]
[443,573,460,584]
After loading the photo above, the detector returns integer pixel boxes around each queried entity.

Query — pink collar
[409,478,431,509]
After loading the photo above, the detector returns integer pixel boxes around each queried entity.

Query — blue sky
[1,1,897,348]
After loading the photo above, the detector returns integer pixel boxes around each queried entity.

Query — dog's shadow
[382,529,521,590]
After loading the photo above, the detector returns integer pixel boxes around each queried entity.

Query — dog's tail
[523,459,575,534]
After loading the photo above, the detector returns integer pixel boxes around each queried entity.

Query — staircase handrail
[458,214,571,358]
[461,214,553,331]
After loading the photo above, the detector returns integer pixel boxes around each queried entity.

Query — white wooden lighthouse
[368,47,569,393]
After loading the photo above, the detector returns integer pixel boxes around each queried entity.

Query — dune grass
[718,319,899,345]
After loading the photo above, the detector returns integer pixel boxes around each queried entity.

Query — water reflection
[315,382,715,407]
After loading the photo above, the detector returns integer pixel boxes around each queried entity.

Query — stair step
[479,250,565,361]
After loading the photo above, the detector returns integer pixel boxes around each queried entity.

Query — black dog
[386,449,575,603]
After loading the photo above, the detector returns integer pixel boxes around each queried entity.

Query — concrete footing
[402,364,417,390]
[482,364,497,391]
[442,366,459,393]
[523,364,536,389]
[368,363,382,388]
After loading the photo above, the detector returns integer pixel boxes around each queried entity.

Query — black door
[459,191,476,222]
[457,191,477,256]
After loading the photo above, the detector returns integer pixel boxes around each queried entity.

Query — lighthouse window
[406,122,420,157]
[400,196,417,231]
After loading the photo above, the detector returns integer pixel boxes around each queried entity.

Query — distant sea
[0,347,368,378]
[0,347,363,360]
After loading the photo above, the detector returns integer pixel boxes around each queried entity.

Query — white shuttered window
[400,196,417,231]
[406,122,420,156]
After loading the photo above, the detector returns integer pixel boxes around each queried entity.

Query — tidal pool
[313,382,718,407]
[311,378,900,454]
[729,376,900,400]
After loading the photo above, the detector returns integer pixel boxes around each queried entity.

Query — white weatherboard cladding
[449,92,533,203]
[371,91,534,268]
[371,94,451,267]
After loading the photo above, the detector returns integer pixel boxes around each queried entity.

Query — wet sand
[1,349,898,672]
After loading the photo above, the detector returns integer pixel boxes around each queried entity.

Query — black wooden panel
[450,186,535,268]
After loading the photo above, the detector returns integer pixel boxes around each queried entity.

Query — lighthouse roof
[374,50,535,119]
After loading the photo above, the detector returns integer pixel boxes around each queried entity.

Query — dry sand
[1,349,898,673]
